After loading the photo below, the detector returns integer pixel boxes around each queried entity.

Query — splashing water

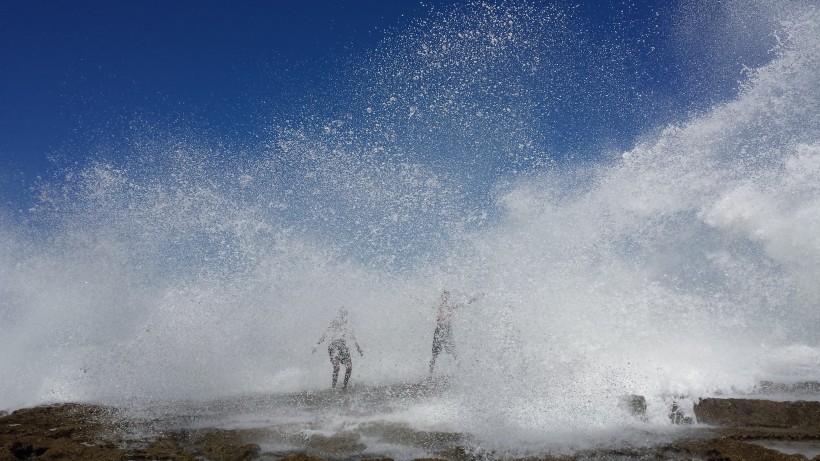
[1,0,819,456]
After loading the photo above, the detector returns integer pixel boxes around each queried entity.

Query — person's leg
[430,347,440,377]
[331,357,340,388]
[430,333,442,376]
[342,357,353,389]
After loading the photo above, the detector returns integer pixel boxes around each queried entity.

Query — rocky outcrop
[2,397,819,461]
[0,404,254,461]
[695,398,820,429]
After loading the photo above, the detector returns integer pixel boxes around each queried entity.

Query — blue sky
[1,2,435,184]
[1,1,775,215]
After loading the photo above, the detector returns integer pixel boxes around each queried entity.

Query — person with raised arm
[428,290,483,377]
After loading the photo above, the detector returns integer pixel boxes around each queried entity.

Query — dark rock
[296,431,366,455]
[278,453,325,461]
[669,401,694,424]
[9,441,47,459]
[679,438,811,461]
[618,394,647,417]
[435,445,482,461]
[187,428,261,461]
[142,438,198,461]
[2,396,820,461]
[695,398,820,429]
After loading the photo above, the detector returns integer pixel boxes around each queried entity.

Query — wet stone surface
[1,396,819,460]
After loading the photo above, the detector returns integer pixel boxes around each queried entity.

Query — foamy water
[1,0,819,456]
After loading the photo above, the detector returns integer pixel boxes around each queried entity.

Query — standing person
[428,290,483,377]
[313,307,363,390]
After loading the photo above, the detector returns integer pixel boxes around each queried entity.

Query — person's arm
[312,327,329,354]
[349,329,363,356]
[451,292,484,311]
[467,292,485,304]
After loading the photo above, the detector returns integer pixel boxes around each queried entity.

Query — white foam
[1,0,818,455]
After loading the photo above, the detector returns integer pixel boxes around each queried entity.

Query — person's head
[440,290,450,303]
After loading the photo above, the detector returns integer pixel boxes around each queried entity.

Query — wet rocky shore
[2,391,819,461]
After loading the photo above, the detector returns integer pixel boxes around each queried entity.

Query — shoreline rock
[695,398,820,429]
[2,397,819,460]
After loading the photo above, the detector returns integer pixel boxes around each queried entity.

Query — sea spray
[0,0,818,455]
[447,1,820,444]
